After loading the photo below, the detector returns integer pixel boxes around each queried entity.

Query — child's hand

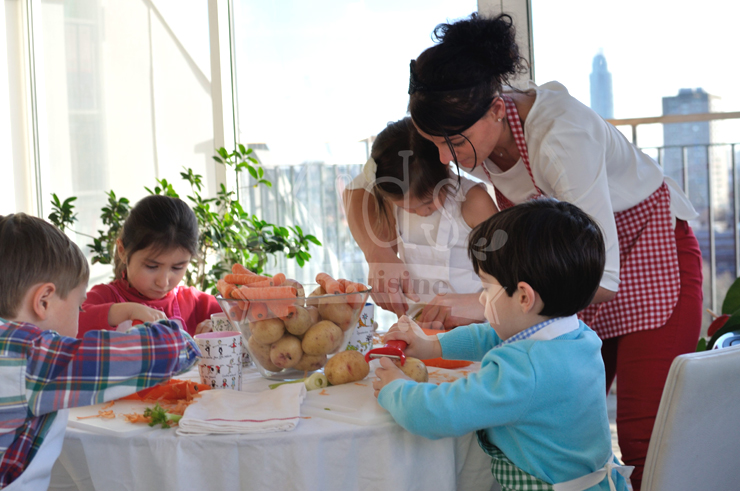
[383,315,442,361]
[195,319,213,334]
[108,303,167,327]
[373,357,411,398]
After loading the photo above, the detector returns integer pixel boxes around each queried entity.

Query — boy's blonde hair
[0,213,89,318]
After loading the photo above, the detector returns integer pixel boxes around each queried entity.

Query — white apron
[395,176,484,317]
[4,409,68,491]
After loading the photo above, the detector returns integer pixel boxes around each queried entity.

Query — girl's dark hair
[409,13,528,168]
[468,198,605,317]
[370,117,455,228]
[114,195,199,279]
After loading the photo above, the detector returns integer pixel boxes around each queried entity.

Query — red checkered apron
[481,95,681,339]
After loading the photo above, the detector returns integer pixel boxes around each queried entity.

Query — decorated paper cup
[194,331,243,391]
[211,313,252,368]
[345,303,376,355]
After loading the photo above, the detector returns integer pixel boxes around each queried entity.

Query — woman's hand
[373,357,410,398]
[367,250,420,316]
[417,293,485,330]
[108,302,167,327]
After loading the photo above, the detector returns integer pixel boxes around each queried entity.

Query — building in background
[589,50,614,119]
[662,88,729,221]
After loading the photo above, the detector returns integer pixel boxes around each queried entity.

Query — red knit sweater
[79,279,223,337]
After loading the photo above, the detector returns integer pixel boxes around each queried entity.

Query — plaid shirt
[0,318,200,487]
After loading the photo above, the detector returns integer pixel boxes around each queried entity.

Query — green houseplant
[697,276,740,351]
[48,145,320,294]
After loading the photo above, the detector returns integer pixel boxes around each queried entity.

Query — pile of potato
[245,282,367,375]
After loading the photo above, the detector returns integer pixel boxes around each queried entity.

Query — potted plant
[697,276,740,351]
[48,145,320,294]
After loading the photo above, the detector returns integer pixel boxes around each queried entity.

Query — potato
[284,306,313,336]
[249,318,285,345]
[306,306,320,325]
[301,320,343,355]
[393,357,429,383]
[247,336,282,372]
[306,286,326,307]
[269,334,303,369]
[318,300,355,331]
[293,353,327,372]
[324,350,370,385]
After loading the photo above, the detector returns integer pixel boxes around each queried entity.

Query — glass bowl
[216,283,371,381]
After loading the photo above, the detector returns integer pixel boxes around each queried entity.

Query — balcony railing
[241,112,740,332]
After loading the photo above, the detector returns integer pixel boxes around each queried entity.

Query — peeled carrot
[271,302,297,319]
[249,302,269,320]
[224,273,273,286]
[238,286,297,300]
[231,287,250,310]
[121,379,211,402]
[247,273,286,288]
[231,263,255,275]
[316,273,343,294]
[217,279,236,299]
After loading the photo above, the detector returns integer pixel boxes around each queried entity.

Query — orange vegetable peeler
[365,340,408,365]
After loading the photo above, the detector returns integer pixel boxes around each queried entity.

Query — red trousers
[601,219,703,491]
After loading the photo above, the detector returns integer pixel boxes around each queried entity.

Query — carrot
[122,413,152,424]
[249,302,269,320]
[77,409,115,420]
[246,273,286,288]
[316,273,343,294]
[101,401,115,410]
[231,263,255,275]
[238,286,297,300]
[217,279,237,299]
[231,287,250,311]
[319,389,329,396]
[121,379,211,402]
[224,273,273,285]
[270,302,297,319]
[343,281,362,309]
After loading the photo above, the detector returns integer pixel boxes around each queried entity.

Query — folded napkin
[176,384,307,436]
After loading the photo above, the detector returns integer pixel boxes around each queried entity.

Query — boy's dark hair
[114,195,198,279]
[371,117,456,227]
[468,198,605,317]
[0,213,90,318]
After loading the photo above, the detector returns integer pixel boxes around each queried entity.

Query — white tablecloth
[49,367,499,491]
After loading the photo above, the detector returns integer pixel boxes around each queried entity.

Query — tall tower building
[589,50,614,119]
[662,88,728,216]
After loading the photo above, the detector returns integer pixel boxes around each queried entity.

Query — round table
[49,366,499,491]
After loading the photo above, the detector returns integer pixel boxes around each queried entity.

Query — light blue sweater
[377,318,629,491]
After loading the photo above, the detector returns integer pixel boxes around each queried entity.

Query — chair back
[642,345,740,491]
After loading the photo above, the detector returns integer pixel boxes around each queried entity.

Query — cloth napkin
[176,383,307,436]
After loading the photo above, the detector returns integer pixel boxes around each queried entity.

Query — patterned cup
[194,331,243,391]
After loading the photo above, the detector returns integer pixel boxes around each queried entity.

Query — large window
[26,0,214,281]
[232,1,478,327]
[531,0,740,323]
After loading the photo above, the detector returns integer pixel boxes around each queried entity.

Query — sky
[232,0,740,163]
[531,0,740,147]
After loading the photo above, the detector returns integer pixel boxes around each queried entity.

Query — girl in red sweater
[79,195,222,337]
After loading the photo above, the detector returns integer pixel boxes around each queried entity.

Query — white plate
[67,400,162,436]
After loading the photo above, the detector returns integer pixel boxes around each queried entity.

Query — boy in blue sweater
[374,198,633,491]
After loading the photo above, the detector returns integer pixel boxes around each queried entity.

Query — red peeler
[365,340,408,365]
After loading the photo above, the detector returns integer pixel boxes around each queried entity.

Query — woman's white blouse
[350,81,697,293]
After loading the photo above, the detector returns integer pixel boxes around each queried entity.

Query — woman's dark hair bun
[432,13,524,82]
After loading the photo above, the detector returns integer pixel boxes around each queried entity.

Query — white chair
[641,344,740,491]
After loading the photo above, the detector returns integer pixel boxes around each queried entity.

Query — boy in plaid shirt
[0,214,200,490]
[374,199,633,491]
